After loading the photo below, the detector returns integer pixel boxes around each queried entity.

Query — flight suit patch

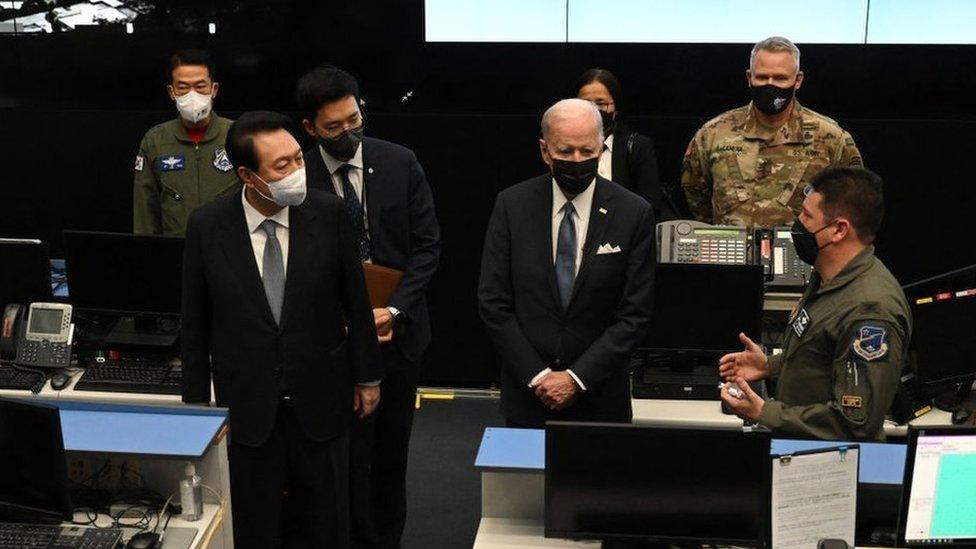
[213,147,233,172]
[842,395,863,408]
[134,155,144,172]
[159,155,186,172]
[792,309,810,337]
[852,326,888,361]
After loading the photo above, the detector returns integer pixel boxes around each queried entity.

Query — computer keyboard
[0,522,122,548]
[74,360,181,395]
[0,364,44,391]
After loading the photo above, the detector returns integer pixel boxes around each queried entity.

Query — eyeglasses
[321,111,365,139]
[589,99,614,112]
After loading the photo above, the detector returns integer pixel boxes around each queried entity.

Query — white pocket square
[596,243,622,255]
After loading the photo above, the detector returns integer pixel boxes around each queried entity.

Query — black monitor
[639,263,765,355]
[898,426,976,547]
[902,264,976,409]
[546,422,770,547]
[0,397,72,524]
[0,239,51,307]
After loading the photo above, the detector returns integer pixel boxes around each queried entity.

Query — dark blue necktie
[337,164,371,261]
[555,202,577,308]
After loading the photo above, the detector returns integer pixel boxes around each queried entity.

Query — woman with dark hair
[576,68,679,221]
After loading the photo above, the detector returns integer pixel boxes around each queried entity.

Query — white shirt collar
[603,133,614,152]
[241,187,290,234]
[320,142,364,175]
[551,178,596,221]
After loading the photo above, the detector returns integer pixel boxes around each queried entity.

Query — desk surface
[72,502,222,549]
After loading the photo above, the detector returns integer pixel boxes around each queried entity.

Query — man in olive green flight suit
[133,49,238,236]
[681,36,863,228]
[719,167,911,441]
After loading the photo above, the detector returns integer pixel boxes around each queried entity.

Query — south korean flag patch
[852,325,888,361]
[213,147,233,172]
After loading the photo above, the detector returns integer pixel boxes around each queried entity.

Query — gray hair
[541,98,603,142]
[750,36,800,73]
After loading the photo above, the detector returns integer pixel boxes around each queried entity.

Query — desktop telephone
[658,220,812,290]
[2,302,74,369]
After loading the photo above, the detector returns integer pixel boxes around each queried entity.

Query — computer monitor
[639,263,765,355]
[898,426,976,547]
[0,239,51,307]
[0,397,72,524]
[545,422,770,547]
[902,264,976,409]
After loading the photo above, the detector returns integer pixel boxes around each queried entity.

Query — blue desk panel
[52,400,226,457]
[475,428,906,484]
[475,428,544,470]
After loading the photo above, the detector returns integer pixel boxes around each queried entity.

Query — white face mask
[175,90,213,123]
[252,166,307,207]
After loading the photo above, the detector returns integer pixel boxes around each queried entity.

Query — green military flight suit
[681,101,863,228]
[133,114,239,236]
[759,246,912,441]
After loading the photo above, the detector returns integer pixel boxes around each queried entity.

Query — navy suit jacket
[304,137,441,365]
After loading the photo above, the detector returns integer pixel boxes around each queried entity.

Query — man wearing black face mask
[478,98,656,428]
[718,167,911,441]
[681,36,864,228]
[297,65,440,549]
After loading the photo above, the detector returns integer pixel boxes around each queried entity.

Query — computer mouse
[951,408,973,425]
[49,372,71,391]
[126,532,161,549]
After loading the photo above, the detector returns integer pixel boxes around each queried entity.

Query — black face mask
[750,83,796,115]
[790,217,836,266]
[318,126,364,161]
[551,157,599,195]
[600,110,615,136]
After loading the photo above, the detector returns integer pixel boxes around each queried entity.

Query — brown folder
[362,262,403,308]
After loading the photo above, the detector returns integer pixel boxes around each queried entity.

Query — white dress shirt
[597,134,614,181]
[320,143,368,229]
[241,188,290,277]
[530,179,596,392]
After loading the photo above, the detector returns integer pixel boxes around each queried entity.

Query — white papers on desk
[771,445,859,549]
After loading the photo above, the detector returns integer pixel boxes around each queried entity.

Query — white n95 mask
[175,90,213,123]
[253,167,307,207]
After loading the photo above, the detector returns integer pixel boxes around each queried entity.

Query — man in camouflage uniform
[133,49,238,236]
[681,36,863,228]
[719,167,911,441]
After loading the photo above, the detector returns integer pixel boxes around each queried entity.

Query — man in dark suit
[478,98,656,427]
[181,111,382,548]
[296,66,440,549]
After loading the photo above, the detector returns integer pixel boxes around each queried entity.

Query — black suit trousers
[229,400,350,549]
[350,345,419,549]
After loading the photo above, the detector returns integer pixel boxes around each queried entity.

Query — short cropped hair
[225,111,296,172]
[750,36,800,73]
[575,68,624,112]
[170,49,215,81]
[541,98,603,142]
[295,65,360,124]
[809,167,884,243]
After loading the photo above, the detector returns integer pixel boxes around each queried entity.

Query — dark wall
[2,3,975,387]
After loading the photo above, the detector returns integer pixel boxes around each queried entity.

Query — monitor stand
[602,541,695,549]
[105,315,179,348]
[932,375,976,412]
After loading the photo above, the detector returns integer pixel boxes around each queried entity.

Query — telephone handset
[754,226,813,289]
[1,304,25,360]
[14,302,73,369]
[657,220,749,264]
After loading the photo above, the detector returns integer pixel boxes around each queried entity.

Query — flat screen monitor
[639,263,764,354]
[62,230,184,316]
[0,398,72,523]
[899,426,976,547]
[545,422,770,546]
[0,239,50,307]
[902,265,976,390]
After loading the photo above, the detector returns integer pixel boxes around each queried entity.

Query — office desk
[473,428,900,549]
[631,397,956,439]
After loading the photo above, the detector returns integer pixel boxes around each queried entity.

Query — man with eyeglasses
[681,36,864,228]
[297,65,440,549]
[133,49,238,236]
